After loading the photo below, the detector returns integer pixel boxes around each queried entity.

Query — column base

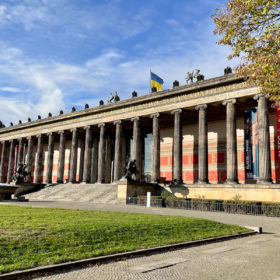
[81,180,90,184]
[258,179,272,184]
[225,179,239,184]
[197,179,209,184]
[97,180,105,184]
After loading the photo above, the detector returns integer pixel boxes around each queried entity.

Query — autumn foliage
[212,0,280,100]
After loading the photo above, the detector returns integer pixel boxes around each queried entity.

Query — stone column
[171,109,182,184]
[132,117,142,181]
[105,133,112,183]
[97,123,106,183]
[121,133,127,177]
[90,135,99,183]
[34,134,43,184]
[57,131,66,183]
[17,138,24,167]
[114,120,122,181]
[46,133,54,184]
[78,138,85,183]
[69,128,78,183]
[196,104,208,183]
[82,126,93,183]
[223,99,238,183]
[23,142,27,164]
[26,136,34,182]
[255,94,272,183]
[0,141,6,183]
[7,140,15,184]
[150,113,160,183]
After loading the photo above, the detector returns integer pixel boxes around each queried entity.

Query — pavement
[2,200,280,280]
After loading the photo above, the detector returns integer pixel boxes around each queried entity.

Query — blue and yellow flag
[150,72,164,91]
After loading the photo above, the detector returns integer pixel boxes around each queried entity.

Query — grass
[0,205,250,274]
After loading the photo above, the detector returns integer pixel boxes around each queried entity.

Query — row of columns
[0,94,272,185]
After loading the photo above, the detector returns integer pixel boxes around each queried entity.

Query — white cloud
[0,42,64,124]
[0,86,24,93]
[0,2,51,30]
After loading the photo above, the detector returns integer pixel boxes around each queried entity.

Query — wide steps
[25,183,117,204]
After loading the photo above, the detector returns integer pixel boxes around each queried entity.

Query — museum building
[0,71,279,202]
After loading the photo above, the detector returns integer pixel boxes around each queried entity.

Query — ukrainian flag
[150,72,164,91]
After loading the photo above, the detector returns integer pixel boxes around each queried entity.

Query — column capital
[113,120,122,125]
[98,122,105,128]
[254,93,266,101]
[70,128,77,132]
[17,137,23,141]
[195,104,207,111]
[27,136,34,140]
[1,140,5,144]
[171,109,182,115]
[36,134,42,139]
[58,130,64,135]
[131,117,140,122]
[84,125,92,130]
[222,98,236,106]
[9,139,14,143]
[47,132,53,137]
[150,113,160,119]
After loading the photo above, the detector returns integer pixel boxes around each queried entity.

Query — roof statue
[108,93,114,103]
[185,71,194,84]
[108,92,120,103]
[186,69,205,84]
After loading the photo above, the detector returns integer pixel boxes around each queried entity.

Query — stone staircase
[25,183,118,204]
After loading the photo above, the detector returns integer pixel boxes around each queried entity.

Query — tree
[212,0,280,100]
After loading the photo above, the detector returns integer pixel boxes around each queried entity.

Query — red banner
[276,106,280,180]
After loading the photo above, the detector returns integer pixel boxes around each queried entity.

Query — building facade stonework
[0,73,279,202]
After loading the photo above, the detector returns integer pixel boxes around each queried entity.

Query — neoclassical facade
[0,73,278,202]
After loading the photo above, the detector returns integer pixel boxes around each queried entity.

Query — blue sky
[0,0,237,125]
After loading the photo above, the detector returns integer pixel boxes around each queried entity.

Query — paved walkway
[2,200,280,280]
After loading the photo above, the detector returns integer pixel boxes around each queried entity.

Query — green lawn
[0,205,250,273]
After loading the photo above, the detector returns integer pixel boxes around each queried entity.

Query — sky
[0,0,238,125]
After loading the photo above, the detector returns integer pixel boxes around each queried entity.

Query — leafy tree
[212,0,280,100]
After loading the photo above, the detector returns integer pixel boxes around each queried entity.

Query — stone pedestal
[116,179,161,205]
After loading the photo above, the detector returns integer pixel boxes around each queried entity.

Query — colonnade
[0,94,272,185]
